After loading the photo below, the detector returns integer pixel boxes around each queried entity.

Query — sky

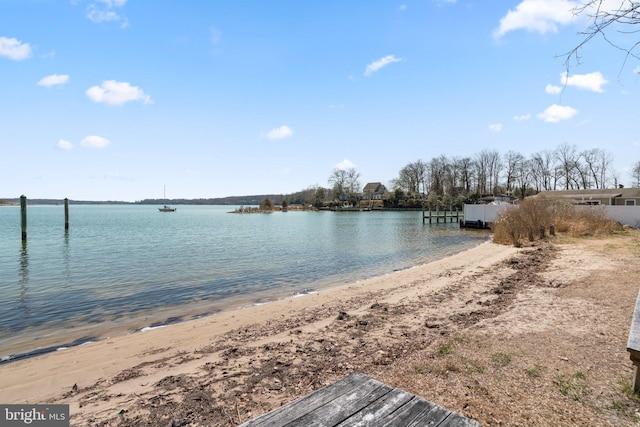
[1,0,639,202]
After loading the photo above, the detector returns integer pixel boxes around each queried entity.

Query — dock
[423,206,462,224]
[239,372,480,426]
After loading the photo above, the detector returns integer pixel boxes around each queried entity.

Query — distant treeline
[0,198,134,205]
[0,195,288,206]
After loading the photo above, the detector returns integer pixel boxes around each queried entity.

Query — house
[533,188,640,206]
[477,193,518,204]
[361,182,389,200]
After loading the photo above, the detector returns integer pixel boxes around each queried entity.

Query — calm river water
[0,205,489,361]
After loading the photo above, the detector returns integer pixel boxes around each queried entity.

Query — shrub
[493,196,622,246]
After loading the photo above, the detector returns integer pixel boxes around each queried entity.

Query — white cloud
[57,139,73,150]
[545,84,563,94]
[489,123,503,132]
[0,36,32,60]
[634,66,640,74]
[38,74,70,88]
[335,159,356,170]
[266,125,293,140]
[80,135,111,148]
[514,113,532,121]
[545,71,608,94]
[537,104,578,122]
[86,80,152,106]
[561,71,608,92]
[364,55,403,77]
[494,0,577,38]
[86,0,128,27]
[96,0,127,6]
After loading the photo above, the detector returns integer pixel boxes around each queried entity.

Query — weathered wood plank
[334,388,414,426]
[284,379,392,426]
[627,291,640,393]
[378,396,444,427]
[627,291,640,352]
[438,414,483,427]
[239,372,376,427]
[240,372,480,427]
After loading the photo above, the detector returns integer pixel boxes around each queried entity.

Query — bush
[493,196,622,246]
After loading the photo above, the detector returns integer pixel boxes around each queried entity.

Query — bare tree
[515,158,534,198]
[632,160,640,187]
[428,155,450,196]
[564,1,640,71]
[580,147,613,189]
[554,143,581,190]
[328,167,361,204]
[456,157,476,195]
[504,151,526,193]
[328,168,348,198]
[391,160,427,196]
[475,149,503,194]
[530,150,556,191]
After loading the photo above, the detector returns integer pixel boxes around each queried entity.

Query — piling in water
[20,195,27,241]
[64,198,69,231]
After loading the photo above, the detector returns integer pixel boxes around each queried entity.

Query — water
[0,205,488,361]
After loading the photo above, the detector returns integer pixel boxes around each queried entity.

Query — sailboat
[158,185,176,212]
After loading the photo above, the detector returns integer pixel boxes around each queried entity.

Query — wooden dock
[423,207,462,224]
[239,372,480,426]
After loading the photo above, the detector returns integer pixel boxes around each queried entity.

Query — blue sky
[1,0,638,201]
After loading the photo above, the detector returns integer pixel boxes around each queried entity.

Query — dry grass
[493,197,623,246]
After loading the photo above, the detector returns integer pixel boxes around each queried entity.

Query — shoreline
[0,238,491,366]
[0,240,515,406]
[4,233,640,425]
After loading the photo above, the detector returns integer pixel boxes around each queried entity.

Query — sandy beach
[2,232,640,426]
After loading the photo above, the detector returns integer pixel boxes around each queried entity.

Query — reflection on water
[18,241,30,318]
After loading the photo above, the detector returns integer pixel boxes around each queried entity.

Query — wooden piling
[20,195,27,241]
[64,198,69,231]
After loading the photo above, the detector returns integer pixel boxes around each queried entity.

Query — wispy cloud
[335,159,356,170]
[38,74,70,88]
[57,139,73,150]
[494,0,577,38]
[86,80,152,106]
[80,135,111,148]
[0,36,32,60]
[86,0,129,28]
[537,104,578,122]
[265,125,293,140]
[514,113,532,121]
[364,55,403,77]
[489,123,503,132]
[545,84,563,94]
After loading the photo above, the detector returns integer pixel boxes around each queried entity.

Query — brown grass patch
[493,196,622,246]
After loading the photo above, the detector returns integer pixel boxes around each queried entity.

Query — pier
[422,205,462,224]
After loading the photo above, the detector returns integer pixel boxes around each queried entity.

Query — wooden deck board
[627,291,640,352]
[239,372,480,426]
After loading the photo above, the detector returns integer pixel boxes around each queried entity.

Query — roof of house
[534,188,640,199]
[363,182,386,192]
